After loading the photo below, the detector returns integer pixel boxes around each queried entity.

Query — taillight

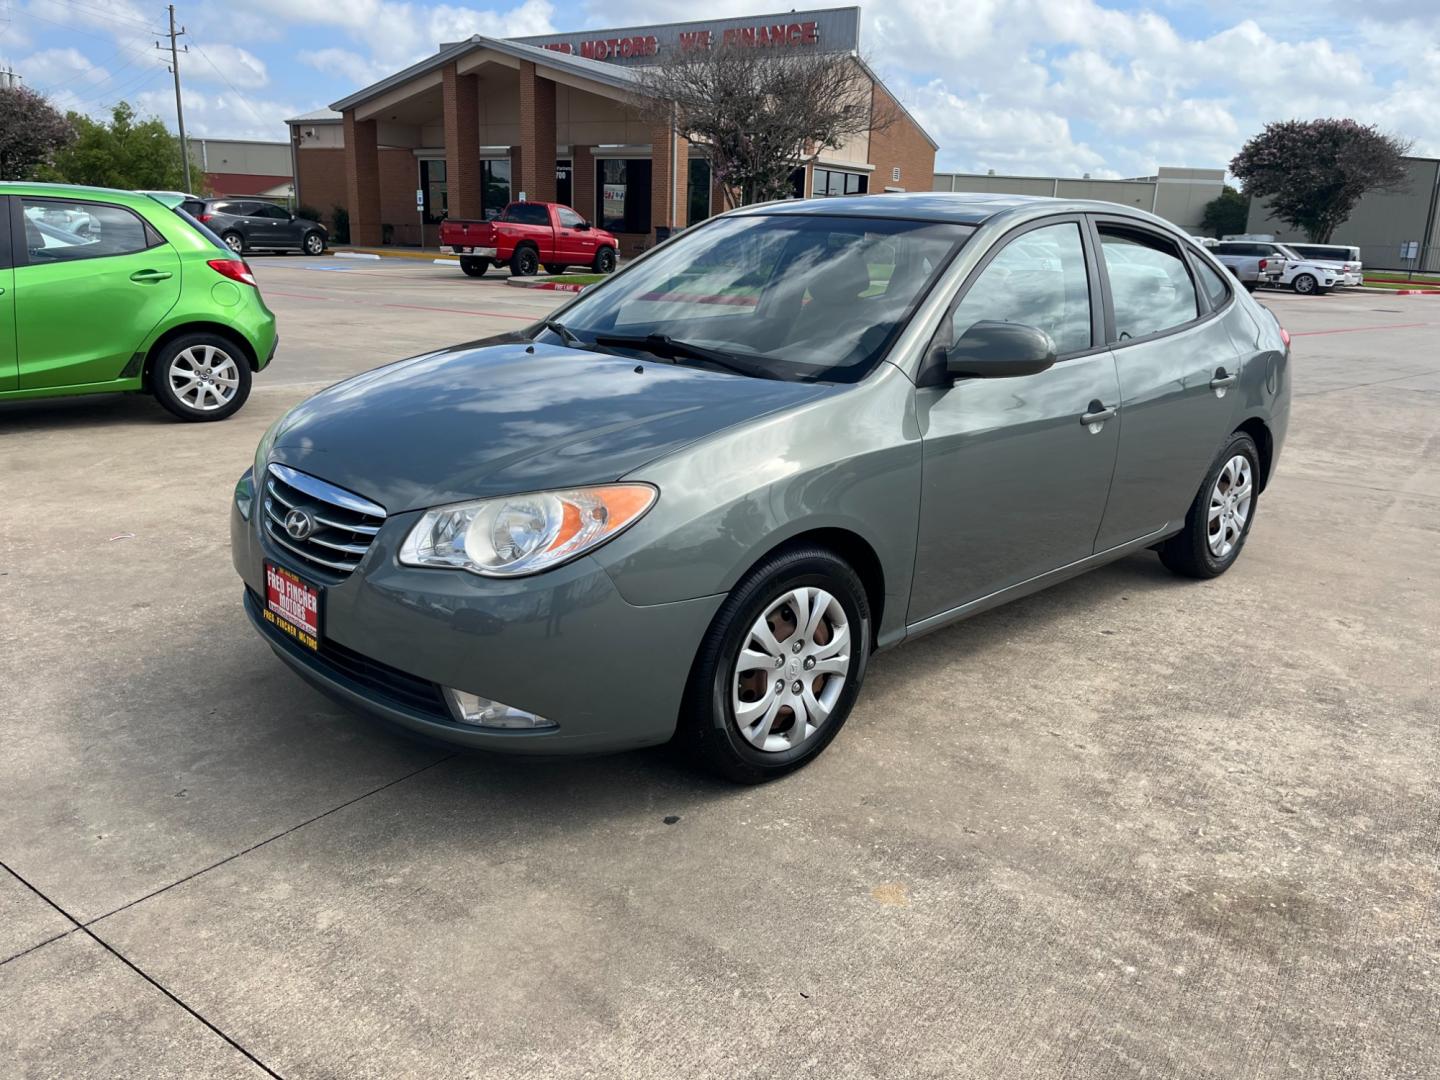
[207,258,257,287]
[1279,326,1290,347]
[199,212,212,223]
[1259,259,1267,271]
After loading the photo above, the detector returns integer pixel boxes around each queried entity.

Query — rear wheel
[221,231,244,255]
[1159,432,1260,579]
[510,246,539,277]
[592,246,616,274]
[302,231,325,256]
[150,332,252,422]
[680,546,871,783]
[1292,273,1317,295]
[459,257,488,277]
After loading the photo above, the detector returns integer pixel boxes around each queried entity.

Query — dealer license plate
[263,561,322,651]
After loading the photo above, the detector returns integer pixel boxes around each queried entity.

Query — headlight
[399,484,657,577]
[253,412,286,481]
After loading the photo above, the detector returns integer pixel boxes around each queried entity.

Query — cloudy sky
[4,0,1436,178]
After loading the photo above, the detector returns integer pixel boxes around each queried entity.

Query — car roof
[0,181,162,208]
[734,191,1184,231]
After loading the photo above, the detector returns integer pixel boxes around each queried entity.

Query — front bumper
[232,493,721,754]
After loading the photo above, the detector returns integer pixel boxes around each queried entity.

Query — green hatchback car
[0,182,277,421]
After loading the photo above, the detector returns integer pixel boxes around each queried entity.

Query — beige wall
[190,139,291,175]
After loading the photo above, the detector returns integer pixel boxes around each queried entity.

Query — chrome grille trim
[263,464,387,578]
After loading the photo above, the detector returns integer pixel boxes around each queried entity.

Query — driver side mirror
[941,320,1057,380]
[576,221,592,231]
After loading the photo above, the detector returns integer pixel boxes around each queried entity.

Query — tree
[0,86,75,180]
[1230,119,1411,243]
[42,102,194,191]
[632,45,893,208]
[1199,186,1249,239]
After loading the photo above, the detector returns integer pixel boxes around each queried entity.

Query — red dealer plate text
[264,561,322,651]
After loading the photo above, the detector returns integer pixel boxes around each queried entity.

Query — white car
[1287,243,1363,287]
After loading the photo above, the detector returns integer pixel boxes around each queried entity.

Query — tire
[1292,273,1317,295]
[302,231,325,256]
[149,332,252,422]
[1242,281,1257,293]
[1159,432,1260,579]
[592,246,617,274]
[221,231,244,255]
[680,546,871,784]
[509,245,539,277]
[459,257,488,278]
[544,263,565,275]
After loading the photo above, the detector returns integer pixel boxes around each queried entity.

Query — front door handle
[130,269,173,283]
[1080,404,1116,429]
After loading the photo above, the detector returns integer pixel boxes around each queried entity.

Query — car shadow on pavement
[0,393,176,432]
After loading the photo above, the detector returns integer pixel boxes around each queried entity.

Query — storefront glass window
[813,168,869,197]
[556,160,572,209]
[421,159,447,223]
[597,158,652,234]
[482,159,511,219]
[688,158,712,224]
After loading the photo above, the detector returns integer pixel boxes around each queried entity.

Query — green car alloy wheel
[0,182,278,421]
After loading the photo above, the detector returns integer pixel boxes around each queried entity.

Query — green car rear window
[172,207,232,253]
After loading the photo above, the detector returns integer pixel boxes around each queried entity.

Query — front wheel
[150,333,252,422]
[1159,432,1260,579]
[592,246,616,274]
[459,257,488,277]
[302,231,325,256]
[1292,273,1317,295]
[509,246,539,277]
[680,547,871,783]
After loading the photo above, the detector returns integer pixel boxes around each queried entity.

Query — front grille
[247,589,450,721]
[263,463,386,578]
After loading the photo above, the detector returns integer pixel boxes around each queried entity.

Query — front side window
[949,221,1093,356]
[20,199,152,264]
[543,213,969,383]
[556,207,585,229]
[1099,226,1199,341]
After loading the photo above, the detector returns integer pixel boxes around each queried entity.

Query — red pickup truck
[439,201,619,279]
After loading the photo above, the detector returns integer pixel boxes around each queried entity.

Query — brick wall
[343,113,381,245]
[866,85,936,194]
[296,148,348,228]
[573,145,596,222]
[518,62,557,204]
[298,144,434,245]
[443,63,481,220]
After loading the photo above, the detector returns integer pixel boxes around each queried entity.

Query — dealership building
[287,6,937,254]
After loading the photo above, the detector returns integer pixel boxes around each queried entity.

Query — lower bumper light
[443,688,557,730]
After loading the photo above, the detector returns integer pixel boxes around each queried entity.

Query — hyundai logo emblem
[283,507,317,541]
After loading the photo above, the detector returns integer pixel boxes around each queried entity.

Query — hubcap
[306,235,321,253]
[225,234,242,252]
[1207,454,1253,559]
[731,587,850,753]
[168,345,239,412]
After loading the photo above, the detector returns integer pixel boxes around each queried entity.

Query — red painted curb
[504,279,589,293]
[1394,289,1440,295]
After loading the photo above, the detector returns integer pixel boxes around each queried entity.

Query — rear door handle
[130,269,173,283]
[1210,369,1237,396]
[1080,405,1116,427]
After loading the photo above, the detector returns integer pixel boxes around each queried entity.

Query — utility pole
[158,5,191,191]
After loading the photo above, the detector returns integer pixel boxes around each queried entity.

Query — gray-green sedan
[232,193,1289,782]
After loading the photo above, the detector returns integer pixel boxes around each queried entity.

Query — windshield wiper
[537,318,583,348]
[591,333,762,378]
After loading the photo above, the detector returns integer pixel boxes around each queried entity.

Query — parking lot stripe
[1290,321,1430,337]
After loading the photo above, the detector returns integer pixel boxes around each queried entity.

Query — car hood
[269,339,835,513]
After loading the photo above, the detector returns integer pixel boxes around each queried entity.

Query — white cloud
[187,43,270,91]
[297,47,393,87]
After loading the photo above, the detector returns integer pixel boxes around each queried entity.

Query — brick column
[650,122,688,237]
[343,110,381,245]
[509,145,523,203]
[442,63,481,220]
[572,145,596,223]
[517,61,557,203]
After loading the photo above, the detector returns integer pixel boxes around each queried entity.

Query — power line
[191,44,270,129]
[45,0,160,36]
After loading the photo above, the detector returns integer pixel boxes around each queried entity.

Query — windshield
[539,213,970,382]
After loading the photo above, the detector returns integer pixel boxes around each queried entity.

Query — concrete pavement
[2,265,1436,1078]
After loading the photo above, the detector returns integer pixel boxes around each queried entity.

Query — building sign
[513,6,859,66]
[602,184,626,223]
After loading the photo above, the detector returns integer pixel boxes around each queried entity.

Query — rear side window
[1098,226,1199,341]
[502,203,550,226]
[1194,258,1231,309]
[20,198,153,264]
[950,221,1093,356]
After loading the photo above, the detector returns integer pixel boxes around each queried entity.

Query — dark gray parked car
[193,199,327,255]
[232,193,1290,782]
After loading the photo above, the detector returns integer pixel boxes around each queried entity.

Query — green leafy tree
[1230,119,1410,243]
[42,102,196,190]
[1199,186,1249,239]
[0,86,75,180]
